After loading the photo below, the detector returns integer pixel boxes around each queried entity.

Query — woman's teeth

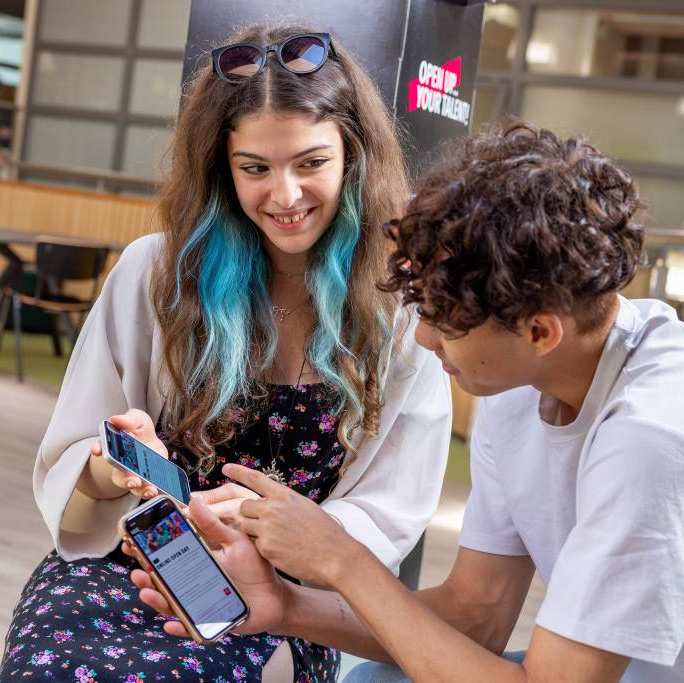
[272,210,308,225]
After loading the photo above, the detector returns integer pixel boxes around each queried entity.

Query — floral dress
[1,384,346,682]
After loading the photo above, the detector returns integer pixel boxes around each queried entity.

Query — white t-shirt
[459,297,684,682]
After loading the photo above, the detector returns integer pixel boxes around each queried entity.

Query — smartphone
[100,420,191,505]
[119,496,249,643]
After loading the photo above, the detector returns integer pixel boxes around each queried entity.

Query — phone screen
[126,498,248,640]
[104,421,191,504]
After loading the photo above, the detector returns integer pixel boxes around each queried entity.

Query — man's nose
[415,320,442,353]
[270,172,303,208]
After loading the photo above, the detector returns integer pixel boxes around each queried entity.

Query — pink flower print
[245,647,264,666]
[238,453,259,468]
[268,413,289,432]
[34,580,50,591]
[40,560,60,575]
[265,635,284,647]
[318,414,335,433]
[306,488,321,500]
[141,650,169,662]
[105,562,129,575]
[181,639,204,650]
[86,592,107,607]
[69,565,91,577]
[106,587,130,602]
[18,622,35,637]
[120,675,145,683]
[103,646,126,658]
[327,451,345,469]
[296,441,320,458]
[30,649,57,666]
[232,664,247,680]
[52,629,73,643]
[297,674,314,683]
[7,643,24,659]
[92,618,114,634]
[288,468,316,487]
[35,601,53,615]
[23,593,37,606]
[74,665,97,682]
[50,585,73,596]
[181,656,203,673]
[122,610,145,625]
[294,403,307,413]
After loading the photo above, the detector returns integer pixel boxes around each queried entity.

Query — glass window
[521,87,684,167]
[33,52,124,112]
[121,125,170,179]
[129,59,183,118]
[40,0,132,47]
[478,4,519,72]
[636,176,684,228]
[0,13,23,98]
[528,9,684,80]
[138,0,191,50]
[471,87,506,133]
[25,115,116,170]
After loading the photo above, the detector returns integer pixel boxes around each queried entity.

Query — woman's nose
[270,172,303,208]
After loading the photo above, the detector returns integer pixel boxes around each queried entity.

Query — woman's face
[228,111,345,265]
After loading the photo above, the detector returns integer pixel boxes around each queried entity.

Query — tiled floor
[0,376,544,670]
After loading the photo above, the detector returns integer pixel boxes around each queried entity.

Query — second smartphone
[100,420,191,505]
[120,495,249,643]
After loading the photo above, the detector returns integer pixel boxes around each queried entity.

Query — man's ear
[521,312,564,357]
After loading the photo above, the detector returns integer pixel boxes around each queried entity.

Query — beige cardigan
[33,234,452,573]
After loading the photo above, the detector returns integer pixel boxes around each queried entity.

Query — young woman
[1,24,451,682]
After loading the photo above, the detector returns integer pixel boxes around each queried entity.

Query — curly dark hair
[381,121,645,335]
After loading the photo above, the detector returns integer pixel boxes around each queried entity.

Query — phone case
[100,420,190,506]
[118,497,249,644]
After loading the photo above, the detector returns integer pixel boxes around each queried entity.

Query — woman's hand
[97,409,169,499]
[224,464,361,587]
[126,495,288,637]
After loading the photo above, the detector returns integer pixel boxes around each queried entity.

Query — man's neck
[534,299,620,424]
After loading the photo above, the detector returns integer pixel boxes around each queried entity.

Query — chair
[0,237,109,382]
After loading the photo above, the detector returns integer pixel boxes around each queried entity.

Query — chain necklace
[271,303,304,323]
[261,355,307,485]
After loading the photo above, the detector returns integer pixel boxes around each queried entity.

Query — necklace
[261,355,307,485]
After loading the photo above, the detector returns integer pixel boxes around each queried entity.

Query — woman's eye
[241,164,269,175]
[301,158,329,169]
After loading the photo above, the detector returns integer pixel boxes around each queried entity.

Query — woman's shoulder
[116,232,164,269]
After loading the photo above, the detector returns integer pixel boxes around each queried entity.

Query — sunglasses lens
[218,45,263,80]
[281,35,326,73]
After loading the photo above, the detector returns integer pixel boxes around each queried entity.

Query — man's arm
[323,541,629,682]
[279,547,535,662]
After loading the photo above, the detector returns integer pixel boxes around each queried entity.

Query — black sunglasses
[212,33,333,82]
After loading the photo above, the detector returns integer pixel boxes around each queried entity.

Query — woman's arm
[34,233,166,560]
[320,317,452,572]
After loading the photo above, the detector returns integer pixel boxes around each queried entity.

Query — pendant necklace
[261,355,307,485]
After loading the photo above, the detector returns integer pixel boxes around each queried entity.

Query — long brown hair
[151,22,409,471]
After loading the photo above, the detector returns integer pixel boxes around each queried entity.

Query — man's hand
[127,495,288,637]
[192,481,260,524]
[224,463,362,586]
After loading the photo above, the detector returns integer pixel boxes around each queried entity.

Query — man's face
[415,317,537,396]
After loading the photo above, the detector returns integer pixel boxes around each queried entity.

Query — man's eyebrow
[231,145,334,161]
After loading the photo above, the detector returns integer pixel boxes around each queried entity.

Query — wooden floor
[0,376,543,664]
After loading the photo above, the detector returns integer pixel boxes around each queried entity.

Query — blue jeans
[342,651,527,682]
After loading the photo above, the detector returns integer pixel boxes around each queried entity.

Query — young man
[131,123,684,682]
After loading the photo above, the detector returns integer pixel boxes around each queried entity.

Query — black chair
[0,237,109,382]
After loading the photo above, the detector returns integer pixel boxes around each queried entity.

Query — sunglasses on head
[212,32,333,82]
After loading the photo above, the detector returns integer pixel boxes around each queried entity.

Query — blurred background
[1,0,683,659]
